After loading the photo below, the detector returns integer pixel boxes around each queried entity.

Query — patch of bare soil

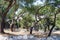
[0,29,60,38]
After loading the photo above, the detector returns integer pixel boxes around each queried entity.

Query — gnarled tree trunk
[0,0,16,33]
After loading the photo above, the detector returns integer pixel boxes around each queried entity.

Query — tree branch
[36,3,56,15]
[3,0,16,16]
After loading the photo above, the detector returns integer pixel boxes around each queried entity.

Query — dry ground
[0,28,60,38]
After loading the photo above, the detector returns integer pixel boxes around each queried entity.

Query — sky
[33,0,45,6]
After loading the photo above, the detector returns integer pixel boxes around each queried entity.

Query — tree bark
[0,16,6,33]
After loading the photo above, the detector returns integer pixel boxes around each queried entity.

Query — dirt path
[0,29,60,38]
[52,31,60,35]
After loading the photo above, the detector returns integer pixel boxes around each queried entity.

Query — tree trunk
[10,20,14,32]
[48,24,55,36]
[0,0,16,33]
[44,26,46,32]
[10,24,14,32]
[30,27,33,34]
[0,16,5,33]
[48,13,56,36]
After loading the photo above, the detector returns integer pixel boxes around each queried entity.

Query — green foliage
[0,0,9,11]
[0,0,60,30]
[7,6,16,19]
[56,14,60,28]
[19,13,35,28]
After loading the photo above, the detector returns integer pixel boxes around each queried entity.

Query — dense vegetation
[0,0,60,37]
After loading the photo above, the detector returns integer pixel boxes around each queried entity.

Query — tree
[48,8,60,36]
[35,0,60,36]
[0,0,16,33]
[46,0,60,36]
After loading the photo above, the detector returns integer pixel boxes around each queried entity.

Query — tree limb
[3,0,16,16]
